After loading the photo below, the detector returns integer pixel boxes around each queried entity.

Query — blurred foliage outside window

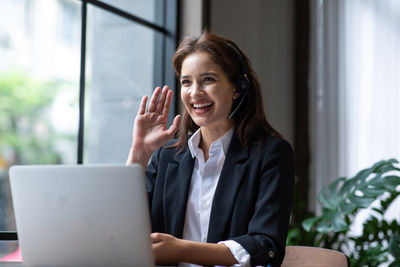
[0,70,76,231]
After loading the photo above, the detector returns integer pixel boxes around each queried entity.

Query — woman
[126,32,294,267]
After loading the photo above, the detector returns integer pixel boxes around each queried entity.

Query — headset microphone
[226,42,251,120]
[229,88,249,120]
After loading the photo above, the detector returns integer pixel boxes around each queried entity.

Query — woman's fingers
[150,232,164,243]
[137,95,148,115]
[147,86,171,115]
[166,115,181,137]
[162,89,173,119]
[137,86,175,133]
[147,87,162,112]
[155,86,169,114]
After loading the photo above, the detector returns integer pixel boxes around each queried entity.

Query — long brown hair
[172,31,282,150]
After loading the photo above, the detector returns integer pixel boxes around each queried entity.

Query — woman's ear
[233,88,241,100]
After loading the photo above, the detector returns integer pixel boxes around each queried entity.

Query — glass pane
[84,5,161,163]
[97,0,163,27]
[0,0,80,231]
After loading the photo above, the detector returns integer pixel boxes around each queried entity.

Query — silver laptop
[9,164,154,267]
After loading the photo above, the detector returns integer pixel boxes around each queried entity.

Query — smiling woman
[126,31,295,267]
[179,52,239,150]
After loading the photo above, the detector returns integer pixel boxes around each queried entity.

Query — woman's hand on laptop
[150,232,238,266]
[126,86,180,169]
[151,232,184,265]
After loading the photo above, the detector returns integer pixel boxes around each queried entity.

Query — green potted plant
[301,159,400,266]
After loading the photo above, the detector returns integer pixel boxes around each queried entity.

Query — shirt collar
[188,128,234,158]
[188,129,202,158]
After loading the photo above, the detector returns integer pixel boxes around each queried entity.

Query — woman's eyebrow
[200,72,218,77]
[180,72,218,79]
[180,75,190,80]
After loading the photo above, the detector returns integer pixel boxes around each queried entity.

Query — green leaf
[389,233,400,258]
[370,175,400,191]
[340,202,357,215]
[348,195,376,208]
[328,177,345,203]
[388,260,400,267]
[286,228,301,245]
[331,212,349,232]
[363,217,379,235]
[387,158,399,165]
[316,222,333,233]
[302,216,322,232]
[339,177,359,196]
[372,159,399,173]
[383,176,400,190]
[318,188,335,210]
[362,186,388,197]
[354,167,374,182]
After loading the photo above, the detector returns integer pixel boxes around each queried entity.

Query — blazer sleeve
[230,139,295,267]
[144,145,176,234]
[144,147,162,208]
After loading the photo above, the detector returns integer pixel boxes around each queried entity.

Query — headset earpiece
[238,73,250,93]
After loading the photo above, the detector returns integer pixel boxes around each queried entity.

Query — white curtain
[310,0,400,218]
[341,0,400,177]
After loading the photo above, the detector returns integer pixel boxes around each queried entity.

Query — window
[84,2,171,163]
[0,0,81,239]
[59,0,80,42]
[0,0,177,243]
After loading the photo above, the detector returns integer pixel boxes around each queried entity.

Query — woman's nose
[190,82,204,98]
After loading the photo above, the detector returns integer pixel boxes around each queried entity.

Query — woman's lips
[192,102,213,115]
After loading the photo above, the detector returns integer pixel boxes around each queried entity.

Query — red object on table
[0,246,22,262]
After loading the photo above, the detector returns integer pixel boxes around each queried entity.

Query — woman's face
[180,52,239,133]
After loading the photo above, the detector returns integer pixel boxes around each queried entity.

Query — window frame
[0,0,177,241]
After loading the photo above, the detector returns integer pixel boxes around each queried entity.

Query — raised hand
[126,86,180,168]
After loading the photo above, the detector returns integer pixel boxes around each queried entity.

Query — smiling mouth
[192,102,213,109]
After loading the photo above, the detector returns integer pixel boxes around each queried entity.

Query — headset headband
[226,42,249,77]
[225,41,251,119]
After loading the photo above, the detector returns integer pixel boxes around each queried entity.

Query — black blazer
[145,134,295,267]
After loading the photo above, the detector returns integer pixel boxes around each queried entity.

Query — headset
[226,42,251,120]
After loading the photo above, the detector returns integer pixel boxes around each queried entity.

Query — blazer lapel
[163,148,194,238]
[207,136,249,243]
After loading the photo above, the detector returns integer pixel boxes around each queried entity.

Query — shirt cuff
[218,240,250,267]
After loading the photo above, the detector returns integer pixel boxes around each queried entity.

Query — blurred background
[0,0,399,265]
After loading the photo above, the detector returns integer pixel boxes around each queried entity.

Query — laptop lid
[9,164,154,267]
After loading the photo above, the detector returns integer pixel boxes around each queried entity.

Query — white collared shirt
[179,128,250,267]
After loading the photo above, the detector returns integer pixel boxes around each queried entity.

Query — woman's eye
[203,77,215,83]
[180,80,191,86]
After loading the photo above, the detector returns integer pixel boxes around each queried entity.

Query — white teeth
[193,103,212,108]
